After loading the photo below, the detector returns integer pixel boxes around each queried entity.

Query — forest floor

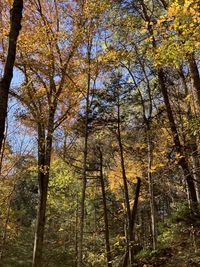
[135,205,200,267]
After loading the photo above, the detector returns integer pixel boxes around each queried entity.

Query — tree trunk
[139,0,198,204]
[191,145,200,202]
[131,177,141,230]
[32,171,49,267]
[146,123,156,250]
[188,55,200,113]
[78,171,87,267]
[117,97,132,266]
[32,120,54,267]
[158,69,197,203]
[179,68,200,202]
[188,56,200,200]
[99,149,112,267]
[0,0,23,153]
[75,195,79,267]
[77,42,91,267]
[122,177,141,267]
[0,123,8,176]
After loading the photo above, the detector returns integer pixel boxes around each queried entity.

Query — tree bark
[191,145,200,202]
[32,115,54,267]
[0,123,8,176]
[99,149,112,267]
[0,0,23,153]
[32,170,49,267]
[122,177,141,267]
[78,163,87,267]
[77,41,91,267]
[158,69,197,203]
[75,195,79,267]
[146,123,156,250]
[179,69,200,202]
[116,97,133,266]
[187,57,200,200]
[139,0,197,203]
[188,55,200,113]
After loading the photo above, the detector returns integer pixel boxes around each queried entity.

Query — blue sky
[8,68,36,156]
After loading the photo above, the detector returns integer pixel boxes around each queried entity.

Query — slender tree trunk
[77,42,91,267]
[75,195,79,267]
[0,123,8,176]
[179,69,200,202]
[99,149,112,267]
[77,109,88,267]
[33,171,49,267]
[0,0,23,153]
[122,177,141,267]
[116,98,133,266]
[139,0,197,204]
[188,56,200,199]
[158,69,197,203]
[33,118,54,267]
[188,55,200,113]
[146,123,156,250]
[191,146,200,202]
[131,178,141,230]
[33,130,48,267]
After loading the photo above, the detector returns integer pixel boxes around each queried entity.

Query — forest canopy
[0,0,200,266]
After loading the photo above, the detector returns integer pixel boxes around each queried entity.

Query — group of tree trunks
[0,0,200,266]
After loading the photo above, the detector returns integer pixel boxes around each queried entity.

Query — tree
[0,0,200,266]
[0,0,23,154]
[119,0,198,204]
[10,1,86,265]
